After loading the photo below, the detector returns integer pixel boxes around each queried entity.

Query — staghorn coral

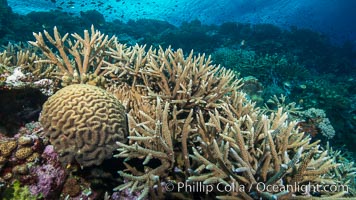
[265,98,336,140]
[105,42,348,199]
[0,43,57,97]
[188,107,340,199]
[324,143,356,196]
[39,84,128,168]
[105,44,242,115]
[0,42,42,71]
[28,25,116,87]
[115,94,343,199]
[107,43,243,199]
[264,94,302,116]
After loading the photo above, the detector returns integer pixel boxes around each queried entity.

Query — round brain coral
[39,84,127,167]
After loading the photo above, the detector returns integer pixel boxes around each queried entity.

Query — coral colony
[40,84,127,168]
[0,26,355,200]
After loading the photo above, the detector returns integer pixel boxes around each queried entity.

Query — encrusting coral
[2,26,353,199]
[39,84,128,168]
[0,134,44,185]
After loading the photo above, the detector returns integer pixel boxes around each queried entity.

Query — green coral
[2,180,39,200]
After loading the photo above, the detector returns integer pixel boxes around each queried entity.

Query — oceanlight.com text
[164,181,349,194]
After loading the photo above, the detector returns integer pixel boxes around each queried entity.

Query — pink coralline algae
[42,145,60,163]
[29,145,67,198]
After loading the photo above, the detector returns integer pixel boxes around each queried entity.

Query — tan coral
[105,45,243,113]
[29,26,116,86]
[15,147,33,160]
[106,43,343,199]
[0,42,47,80]
[0,156,6,165]
[18,135,34,146]
[12,164,29,175]
[26,152,40,162]
[40,84,128,167]
[0,140,17,157]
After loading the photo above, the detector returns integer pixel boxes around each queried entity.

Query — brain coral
[39,84,127,167]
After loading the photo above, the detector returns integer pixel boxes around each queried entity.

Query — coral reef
[60,176,98,199]
[115,96,342,199]
[61,177,81,197]
[0,25,355,199]
[39,84,128,167]
[1,13,354,151]
[0,43,57,135]
[211,48,310,85]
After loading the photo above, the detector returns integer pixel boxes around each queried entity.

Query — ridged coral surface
[39,84,127,167]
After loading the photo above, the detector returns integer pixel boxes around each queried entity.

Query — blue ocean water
[7,0,356,43]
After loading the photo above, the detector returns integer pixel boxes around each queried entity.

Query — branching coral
[114,98,174,199]
[104,41,344,199]
[0,42,40,69]
[264,94,302,116]
[114,90,343,199]
[0,43,56,94]
[191,106,340,199]
[29,25,116,86]
[324,143,356,196]
[106,44,242,114]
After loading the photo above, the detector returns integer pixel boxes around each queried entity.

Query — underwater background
[0,0,356,199]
